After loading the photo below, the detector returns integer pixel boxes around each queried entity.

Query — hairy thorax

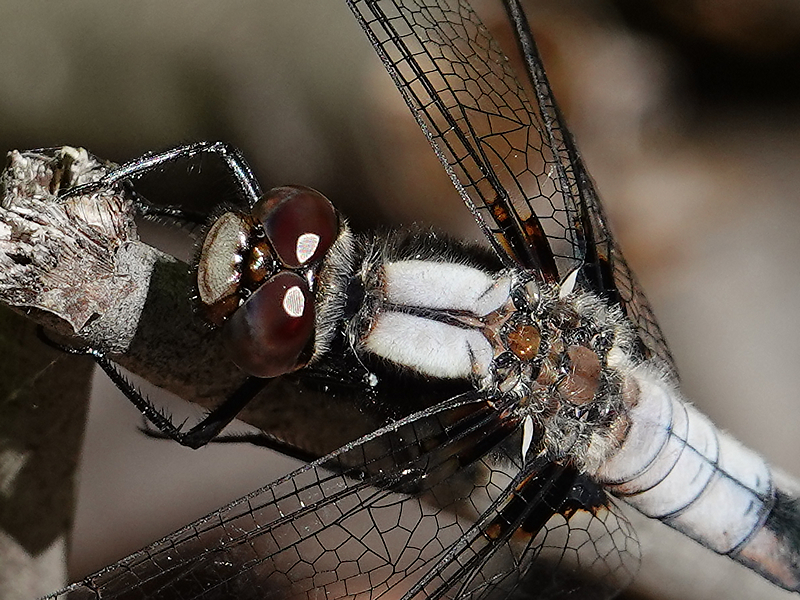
[320,230,642,474]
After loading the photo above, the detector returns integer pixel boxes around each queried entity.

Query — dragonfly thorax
[496,278,639,470]
[323,229,638,471]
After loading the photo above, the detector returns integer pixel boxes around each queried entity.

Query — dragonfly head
[195,185,341,378]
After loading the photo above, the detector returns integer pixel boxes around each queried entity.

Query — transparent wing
[49,392,638,600]
[346,0,675,372]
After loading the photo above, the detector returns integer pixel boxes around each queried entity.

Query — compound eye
[223,271,315,378]
[196,211,252,326]
[252,186,338,268]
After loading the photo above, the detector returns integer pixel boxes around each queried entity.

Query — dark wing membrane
[50,392,638,600]
[346,0,675,372]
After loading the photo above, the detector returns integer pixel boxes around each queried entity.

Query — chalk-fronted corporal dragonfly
[19,0,799,598]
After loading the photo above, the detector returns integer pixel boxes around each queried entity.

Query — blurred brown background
[2,1,800,599]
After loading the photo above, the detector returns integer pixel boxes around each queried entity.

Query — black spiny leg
[60,141,264,209]
[139,420,322,463]
[37,327,268,450]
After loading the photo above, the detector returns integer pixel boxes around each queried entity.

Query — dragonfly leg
[139,419,320,463]
[59,141,264,210]
[37,326,268,449]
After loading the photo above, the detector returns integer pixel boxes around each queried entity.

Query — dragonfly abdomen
[597,365,800,592]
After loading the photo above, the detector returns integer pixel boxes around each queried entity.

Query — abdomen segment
[596,365,800,592]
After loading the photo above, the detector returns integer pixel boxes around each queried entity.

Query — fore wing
[346,0,675,372]
[50,392,637,600]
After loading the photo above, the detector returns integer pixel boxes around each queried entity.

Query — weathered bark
[0,148,248,407]
[0,147,248,598]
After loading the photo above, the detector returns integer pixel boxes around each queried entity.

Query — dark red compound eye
[223,271,315,378]
[252,185,338,268]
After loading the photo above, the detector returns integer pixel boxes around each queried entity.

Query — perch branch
[0,147,248,409]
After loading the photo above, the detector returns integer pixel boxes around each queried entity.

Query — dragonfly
[17,0,797,599]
